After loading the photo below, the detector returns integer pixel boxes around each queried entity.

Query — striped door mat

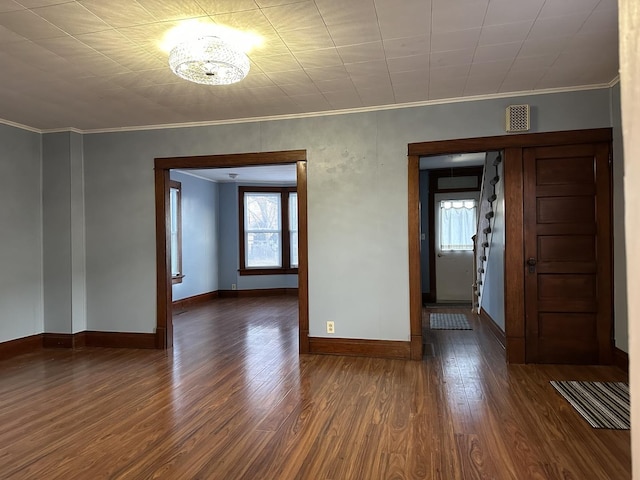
[550,381,630,430]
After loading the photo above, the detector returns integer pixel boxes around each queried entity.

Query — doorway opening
[154,150,309,353]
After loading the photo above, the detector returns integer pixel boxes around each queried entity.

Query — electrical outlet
[326,321,335,334]
[231,283,237,290]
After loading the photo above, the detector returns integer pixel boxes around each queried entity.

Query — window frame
[238,186,298,275]
[169,180,184,284]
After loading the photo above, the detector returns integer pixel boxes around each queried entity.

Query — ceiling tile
[288,93,331,109]
[393,87,428,104]
[431,28,480,53]
[337,41,384,64]
[261,1,323,32]
[511,54,559,71]
[118,21,180,53]
[16,0,73,6]
[0,23,25,42]
[134,0,207,21]
[529,13,592,39]
[383,35,430,59]
[390,69,429,87]
[212,9,274,35]
[79,0,158,28]
[431,1,488,34]
[538,0,599,18]
[323,89,362,109]
[277,25,334,52]
[265,69,310,84]
[304,64,349,82]
[293,47,343,69]
[519,36,571,57]
[316,0,377,26]
[33,3,110,35]
[376,1,431,39]
[313,77,354,93]
[386,54,429,73]
[473,42,521,63]
[0,9,66,39]
[468,59,512,76]
[579,9,618,34]
[344,59,388,76]
[358,86,394,106]
[483,0,544,26]
[0,1,24,13]
[279,82,319,96]
[429,64,471,81]
[499,68,544,92]
[195,0,258,15]
[349,72,391,90]
[327,21,381,47]
[430,48,474,68]
[478,21,534,46]
[251,52,300,72]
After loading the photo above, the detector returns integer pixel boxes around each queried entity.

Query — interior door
[523,143,612,364]
[434,191,479,303]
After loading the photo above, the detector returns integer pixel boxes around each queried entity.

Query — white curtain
[440,199,476,251]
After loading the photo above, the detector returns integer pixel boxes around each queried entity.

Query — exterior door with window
[523,143,612,364]
[434,192,479,302]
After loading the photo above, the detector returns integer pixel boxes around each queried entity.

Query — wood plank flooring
[0,298,630,479]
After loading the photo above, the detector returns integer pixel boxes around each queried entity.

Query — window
[239,187,298,274]
[170,180,183,284]
[439,199,476,251]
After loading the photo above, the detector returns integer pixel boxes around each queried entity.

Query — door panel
[524,143,612,364]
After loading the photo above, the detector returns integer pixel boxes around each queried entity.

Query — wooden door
[523,143,612,364]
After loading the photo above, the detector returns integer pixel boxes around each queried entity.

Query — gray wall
[80,88,614,339]
[218,182,298,291]
[480,153,505,330]
[0,124,43,342]
[42,132,87,334]
[611,82,628,353]
[170,171,219,302]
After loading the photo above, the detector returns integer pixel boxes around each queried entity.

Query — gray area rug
[550,381,630,430]
[429,313,472,330]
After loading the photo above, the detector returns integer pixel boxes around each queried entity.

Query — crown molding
[3,81,618,136]
[0,117,41,134]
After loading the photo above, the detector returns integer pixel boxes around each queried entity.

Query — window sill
[239,268,298,276]
[172,274,185,285]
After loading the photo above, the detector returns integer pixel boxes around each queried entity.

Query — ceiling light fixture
[168,36,250,86]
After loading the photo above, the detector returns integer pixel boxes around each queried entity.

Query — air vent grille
[506,104,530,132]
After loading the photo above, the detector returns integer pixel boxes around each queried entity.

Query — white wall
[81,88,613,340]
[480,153,505,330]
[0,123,43,342]
[619,1,640,475]
[170,171,219,301]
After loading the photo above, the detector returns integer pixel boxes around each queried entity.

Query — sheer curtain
[440,199,477,251]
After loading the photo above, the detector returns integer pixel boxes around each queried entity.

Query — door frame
[154,150,309,353]
[408,128,612,363]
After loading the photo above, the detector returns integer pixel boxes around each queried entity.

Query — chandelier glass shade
[168,36,250,85]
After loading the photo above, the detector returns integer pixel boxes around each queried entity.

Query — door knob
[527,257,537,273]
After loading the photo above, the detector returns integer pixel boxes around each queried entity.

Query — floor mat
[429,313,472,330]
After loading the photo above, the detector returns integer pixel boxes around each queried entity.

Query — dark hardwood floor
[0,297,630,479]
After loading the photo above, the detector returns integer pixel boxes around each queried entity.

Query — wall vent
[506,104,530,132]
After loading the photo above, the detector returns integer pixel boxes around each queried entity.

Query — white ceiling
[0,0,619,132]
[420,152,486,169]
[178,163,297,183]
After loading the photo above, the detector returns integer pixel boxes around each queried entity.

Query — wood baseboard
[219,288,298,298]
[613,346,629,372]
[83,331,156,349]
[43,332,88,349]
[173,291,219,309]
[308,337,411,360]
[0,334,42,361]
[479,307,506,350]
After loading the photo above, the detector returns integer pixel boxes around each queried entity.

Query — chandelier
[168,36,250,85]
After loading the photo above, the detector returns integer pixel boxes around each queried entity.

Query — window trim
[238,186,298,275]
[170,180,184,285]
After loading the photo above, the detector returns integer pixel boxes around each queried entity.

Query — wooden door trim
[154,150,309,352]
[408,155,422,360]
[408,128,613,364]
